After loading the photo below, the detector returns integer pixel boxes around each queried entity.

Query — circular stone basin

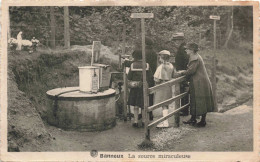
[46,87,116,131]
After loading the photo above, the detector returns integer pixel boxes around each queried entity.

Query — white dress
[153,62,174,104]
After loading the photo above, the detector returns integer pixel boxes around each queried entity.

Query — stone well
[46,87,116,131]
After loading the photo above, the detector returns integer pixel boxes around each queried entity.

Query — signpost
[210,15,220,111]
[122,24,127,121]
[209,15,220,20]
[131,13,154,140]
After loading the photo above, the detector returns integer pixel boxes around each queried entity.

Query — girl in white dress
[154,50,175,128]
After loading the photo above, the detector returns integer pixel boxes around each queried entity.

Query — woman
[153,50,175,128]
[127,49,153,127]
[178,43,216,127]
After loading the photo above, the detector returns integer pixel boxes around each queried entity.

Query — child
[153,50,175,128]
[127,49,153,127]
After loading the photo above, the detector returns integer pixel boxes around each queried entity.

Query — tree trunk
[122,24,126,55]
[64,6,70,48]
[50,7,56,49]
[224,6,233,48]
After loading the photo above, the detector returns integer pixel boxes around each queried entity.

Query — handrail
[147,103,190,129]
[148,76,186,94]
[147,92,188,112]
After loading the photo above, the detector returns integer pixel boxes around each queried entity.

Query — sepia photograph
[1,0,259,161]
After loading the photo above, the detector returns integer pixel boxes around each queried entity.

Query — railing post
[173,82,180,127]
[146,91,150,140]
[123,66,128,121]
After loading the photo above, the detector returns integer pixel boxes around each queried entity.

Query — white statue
[16,31,23,50]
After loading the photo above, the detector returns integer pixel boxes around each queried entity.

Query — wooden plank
[147,103,190,129]
[130,13,154,19]
[147,92,188,112]
[148,76,186,94]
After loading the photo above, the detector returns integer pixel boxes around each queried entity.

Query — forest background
[9,6,253,52]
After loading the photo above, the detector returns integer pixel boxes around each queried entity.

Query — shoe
[195,121,206,127]
[183,119,197,125]
[132,123,138,128]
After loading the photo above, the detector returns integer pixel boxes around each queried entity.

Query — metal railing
[144,75,190,140]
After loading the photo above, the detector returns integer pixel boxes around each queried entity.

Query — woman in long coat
[179,43,216,127]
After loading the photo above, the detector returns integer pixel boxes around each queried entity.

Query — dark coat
[146,48,157,74]
[175,43,190,111]
[175,43,189,71]
[183,53,216,116]
[127,61,153,108]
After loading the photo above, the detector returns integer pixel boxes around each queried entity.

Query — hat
[185,43,199,52]
[171,32,184,40]
[158,50,170,56]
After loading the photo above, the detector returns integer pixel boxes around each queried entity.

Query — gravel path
[41,104,253,152]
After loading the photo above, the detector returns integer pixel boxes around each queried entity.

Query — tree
[224,6,233,48]
[64,6,70,48]
[50,7,56,49]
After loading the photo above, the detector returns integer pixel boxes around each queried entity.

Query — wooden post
[210,15,220,111]
[64,6,70,48]
[123,67,127,121]
[120,25,126,69]
[50,7,56,49]
[173,82,180,127]
[117,30,121,69]
[122,25,128,121]
[212,19,218,111]
[131,13,154,140]
[141,18,149,140]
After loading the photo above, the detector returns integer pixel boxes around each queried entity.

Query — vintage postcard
[0,0,259,161]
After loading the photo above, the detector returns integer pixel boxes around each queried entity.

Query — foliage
[9,6,253,50]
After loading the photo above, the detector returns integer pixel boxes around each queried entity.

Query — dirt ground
[38,101,253,152]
